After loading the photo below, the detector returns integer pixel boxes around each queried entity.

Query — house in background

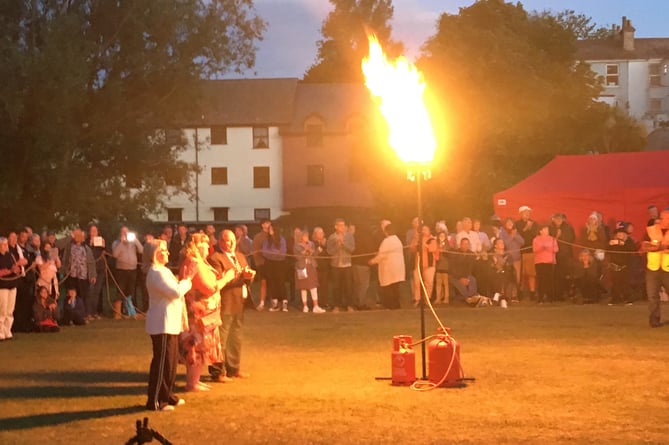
[153,78,299,225]
[577,16,669,134]
[279,83,376,227]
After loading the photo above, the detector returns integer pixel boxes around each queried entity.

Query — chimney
[621,16,635,51]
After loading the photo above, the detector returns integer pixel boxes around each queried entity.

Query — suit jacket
[208,247,252,315]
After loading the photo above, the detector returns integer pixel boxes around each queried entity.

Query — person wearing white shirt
[143,239,192,412]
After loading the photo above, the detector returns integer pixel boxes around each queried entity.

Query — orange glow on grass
[362,34,436,165]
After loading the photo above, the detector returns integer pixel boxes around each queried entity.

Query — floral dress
[179,256,223,367]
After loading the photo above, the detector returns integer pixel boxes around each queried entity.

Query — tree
[535,9,615,40]
[303,0,403,83]
[0,0,265,232]
[413,0,643,219]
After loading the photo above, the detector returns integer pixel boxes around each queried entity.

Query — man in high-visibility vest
[642,210,669,328]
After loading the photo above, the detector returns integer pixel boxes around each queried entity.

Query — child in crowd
[489,238,513,307]
[61,286,87,326]
[572,249,603,303]
[33,286,60,332]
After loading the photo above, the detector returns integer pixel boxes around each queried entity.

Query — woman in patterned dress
[179,233,227,392]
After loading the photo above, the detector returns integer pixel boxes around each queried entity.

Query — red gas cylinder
[391,347,416,386]
[428,333,461,387]
[393,335,412,351]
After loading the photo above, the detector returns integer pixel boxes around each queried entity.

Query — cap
[518,205,532,213]
[614,220,627,233]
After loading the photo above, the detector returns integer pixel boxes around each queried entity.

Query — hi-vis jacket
[646,225,669,272]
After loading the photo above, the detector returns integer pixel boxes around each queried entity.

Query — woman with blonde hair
[144,239,192,411]
[178,233,229,391]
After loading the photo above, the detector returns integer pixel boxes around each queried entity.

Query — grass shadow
[0,370,147,384]
[0,384,146,399]
[0,405,146,431]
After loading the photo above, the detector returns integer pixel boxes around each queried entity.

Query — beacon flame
[362,34,436,165]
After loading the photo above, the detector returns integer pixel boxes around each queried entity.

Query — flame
[362,34,436,165]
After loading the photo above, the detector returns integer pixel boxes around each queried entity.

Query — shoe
[211,375,233,383]
[172,398,185,406]
[312,306,326,314]
[331,307,340,313]
[256,302,264,311]
[229,371,250,379]
[303,306,309,313]
[282,301,288,312]
[269,299,280,312]
[185,385,210,392]
[160,405,175,412]
[198,382,212,390]
[346,306,355,312]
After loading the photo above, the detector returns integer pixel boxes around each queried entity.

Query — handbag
[198,310,222,331]
[296,267,308,280]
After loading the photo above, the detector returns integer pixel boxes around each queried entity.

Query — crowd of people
[1,205,668,408]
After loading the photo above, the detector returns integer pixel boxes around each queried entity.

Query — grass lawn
[1,303,668,444]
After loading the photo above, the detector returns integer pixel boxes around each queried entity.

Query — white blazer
[369,235,406,287]
[145,265,191,335]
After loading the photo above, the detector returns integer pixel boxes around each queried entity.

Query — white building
[577,17,669,133]
[153,78,299,224]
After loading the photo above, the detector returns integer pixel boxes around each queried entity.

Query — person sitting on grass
[61,286,87,326]
[33,285,59,332]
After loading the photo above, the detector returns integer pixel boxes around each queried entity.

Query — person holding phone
[111,226,143,319]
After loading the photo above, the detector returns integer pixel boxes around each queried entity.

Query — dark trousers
[610,268,631,304]
[265,259,287,302]
[115,269,137,304]
[210,312,243,378]
[646,269,669,326]
[380,282,401,309]
[316,265,329,307]
[12,277,34,332]
[330,266,352,309]
[146,334,180,411]
[535,263,555,302]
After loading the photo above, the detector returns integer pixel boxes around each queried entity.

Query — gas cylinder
[391,335,415,385]
[393,335,412,351]
[427,333,461,387]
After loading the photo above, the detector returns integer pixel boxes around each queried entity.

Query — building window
[167,208,183,222]
[649,63,662,87]
[211,167,228,185]
[211,126,227,145]
[650,98,662,115]
[306,124,323,147]
[307,165,324,186]
[212,207,229,222]
[254,208,271,221]
[253,166,270,188]
[606,64,619,86]
[253,127,269,149]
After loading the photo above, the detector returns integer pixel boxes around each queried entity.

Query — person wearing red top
[533,225,559,303]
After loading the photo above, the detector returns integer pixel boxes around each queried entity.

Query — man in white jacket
[369,223,405,309]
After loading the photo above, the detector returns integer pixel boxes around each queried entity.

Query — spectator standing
[0,236,21,340]
[312,227,330,309]
[169,224,189,273]
[252,219,271,311]
[434,231,450,305]
[61,229,97,320]
[235,224,253,260]
[516,206,538,300]
[350,223,375,310]
[111,226,143,319]
[500,217,524,301]
[327,218,355,312]
[262,226,288,312]
[293,229,325,313]
[87,224,107,318]
[412,224,438,306]
[368,223,405,309]
[581,212,608,253]
[533,225,558,303]
[550,213,576,301]
[607,222,636,305]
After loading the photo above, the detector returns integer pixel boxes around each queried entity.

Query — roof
[576,37,669,61]
[285,83,375,133]
[194,78,299,126]
[498,151,669,196]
